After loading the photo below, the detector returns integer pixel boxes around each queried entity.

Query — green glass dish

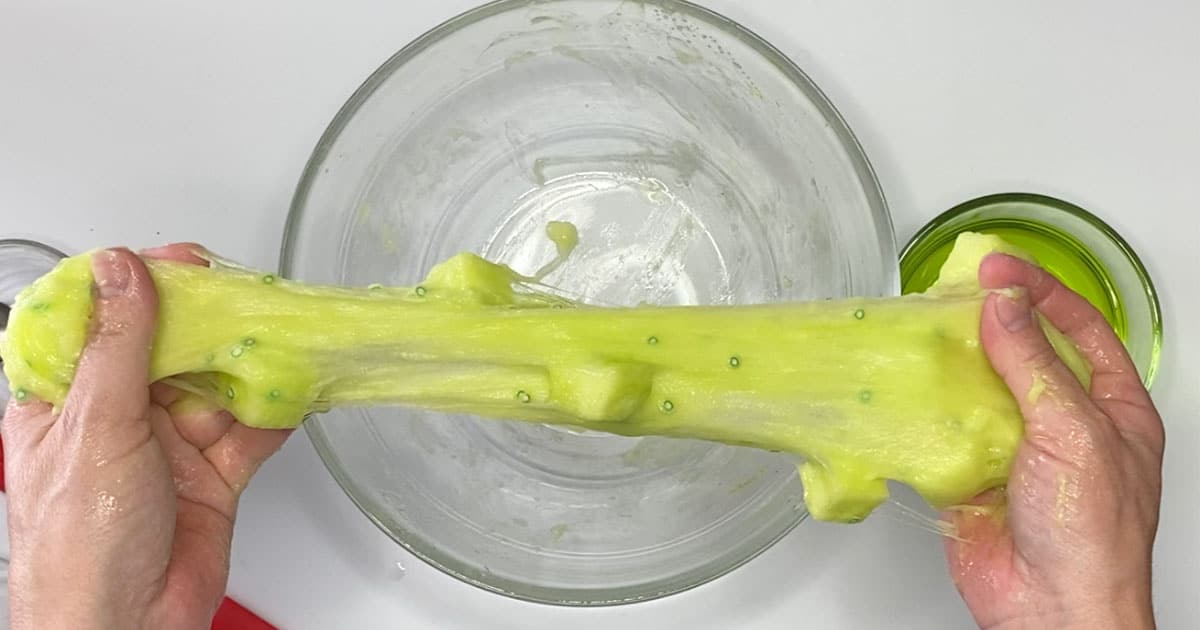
[900,193,1162,388]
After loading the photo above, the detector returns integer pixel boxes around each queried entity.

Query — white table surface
[2,1,1197,628]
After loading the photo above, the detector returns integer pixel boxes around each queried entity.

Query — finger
[204,424,292,494]
[62,249,158,429]
[145,410,235,625]
[148,406,235,515]
[150,382,184,408]
[156,499,234,624]
[941,489,1007,543]
[980,254,1159,438]
[942,490,1012,596]
[170,403,237,451]
[139,243,211,267]
[152,384,238,450]
[979,290,1101,468]
[155,499,233,626]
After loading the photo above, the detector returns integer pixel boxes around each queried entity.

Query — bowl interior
[283,0,895,605]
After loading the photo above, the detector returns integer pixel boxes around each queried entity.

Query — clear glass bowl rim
[278,0,895,606]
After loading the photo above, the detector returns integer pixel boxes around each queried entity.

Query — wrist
[11,594,132,630]
[8,567,138,630]
[1079,594,1155,630]
[987,591,1154,630]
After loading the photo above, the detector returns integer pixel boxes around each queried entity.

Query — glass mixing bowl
[281,0,896,605]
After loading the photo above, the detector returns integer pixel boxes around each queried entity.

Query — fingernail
[93,250,131,298]
[994,293,1033,332]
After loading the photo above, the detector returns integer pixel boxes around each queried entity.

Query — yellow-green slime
[0,232,1089,523]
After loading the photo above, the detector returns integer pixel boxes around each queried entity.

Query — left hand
[2,245,291,630]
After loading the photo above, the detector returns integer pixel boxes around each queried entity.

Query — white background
[2,1,1197,628]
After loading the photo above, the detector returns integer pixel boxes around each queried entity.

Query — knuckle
[90,315,132,344]
[1020,342,1060,371]
[1,398,53,444]
[1024,428,1090,470]
[1140,422,1166,455]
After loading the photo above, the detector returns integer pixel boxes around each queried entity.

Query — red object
[212,597,276,630]
[0,435,275,630]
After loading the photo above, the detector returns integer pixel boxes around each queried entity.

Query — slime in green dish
[902,218,1127,341]
[0,232,1089,523]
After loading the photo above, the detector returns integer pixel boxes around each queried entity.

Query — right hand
[943,253,1164,629]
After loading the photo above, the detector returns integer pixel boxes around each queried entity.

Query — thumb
[979,289,1098,464]
[63,249,159,429]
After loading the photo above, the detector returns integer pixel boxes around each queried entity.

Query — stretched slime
[0,232,1089,522]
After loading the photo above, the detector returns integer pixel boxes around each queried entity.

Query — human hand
[2,246,291,630]
[943,254,1164,629]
